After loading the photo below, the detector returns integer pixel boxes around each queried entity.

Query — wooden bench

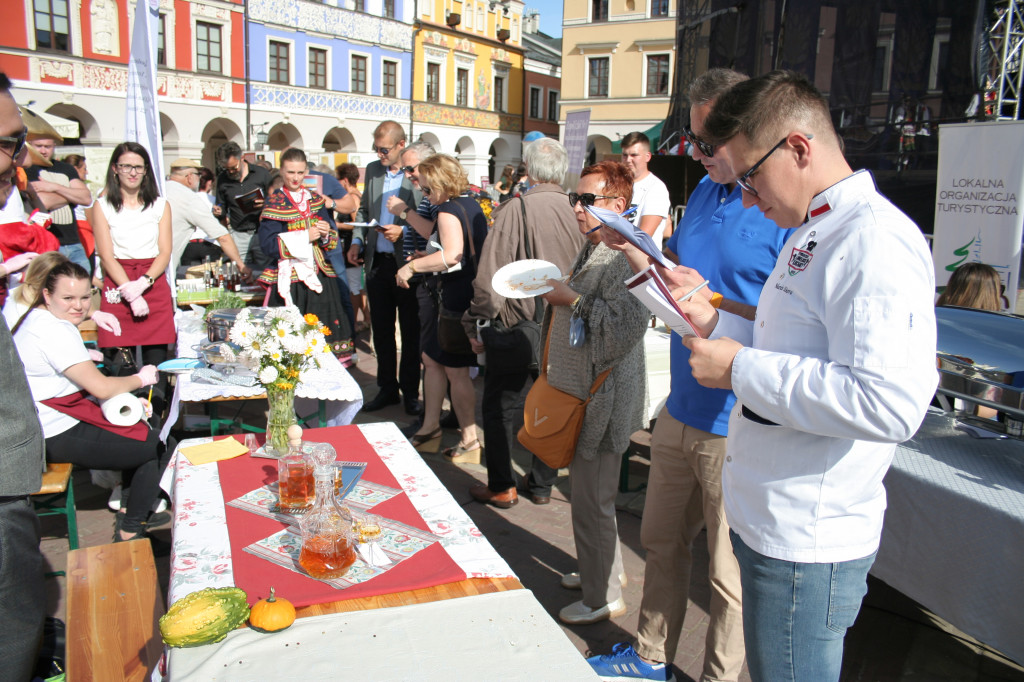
[66,540,165,682]
[33,462,79,563]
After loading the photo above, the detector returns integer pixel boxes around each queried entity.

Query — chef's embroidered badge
[788,247,812,274]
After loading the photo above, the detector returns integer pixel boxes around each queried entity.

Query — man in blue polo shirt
[587,69,794,682]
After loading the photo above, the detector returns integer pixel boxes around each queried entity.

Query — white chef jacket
[714,170,938,564]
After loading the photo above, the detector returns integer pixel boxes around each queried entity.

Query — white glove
[118,277,151,303]
[129,296,150,318]
[135,365,159,387]
[90,311,121,336]
[2,251,38,275]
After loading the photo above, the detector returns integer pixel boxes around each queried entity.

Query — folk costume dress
[258,188,353,358]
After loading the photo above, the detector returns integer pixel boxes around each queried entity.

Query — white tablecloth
[167,589,598,681]
[160,312,363,440]
[160,422,515,606]
[872,409,1024,664]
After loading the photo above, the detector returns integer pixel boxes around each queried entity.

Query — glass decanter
[277,425,314,511]
[298,443,357,580]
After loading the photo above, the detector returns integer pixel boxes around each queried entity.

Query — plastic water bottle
[475,319,490,366]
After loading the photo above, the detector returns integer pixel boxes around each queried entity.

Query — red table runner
[216,427,465,607]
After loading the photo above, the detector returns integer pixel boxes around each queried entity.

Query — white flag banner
[125,0,164,193]
[932,121,1024,311]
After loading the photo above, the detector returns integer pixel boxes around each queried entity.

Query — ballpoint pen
[677,279,710,303]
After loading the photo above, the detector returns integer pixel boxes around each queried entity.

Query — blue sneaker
[586,643,676,682]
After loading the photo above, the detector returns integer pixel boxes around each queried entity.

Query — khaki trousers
[569,445,626,608]
[636,409,745,681]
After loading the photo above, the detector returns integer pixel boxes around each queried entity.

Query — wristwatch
[399,209,409,221]
[142,274,155,286]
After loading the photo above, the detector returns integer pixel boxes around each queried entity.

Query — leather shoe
[521,475,551,505]
[404,398,423,416]
[558,597,627,625]
[469,484,518,509]
[362,390,400,412]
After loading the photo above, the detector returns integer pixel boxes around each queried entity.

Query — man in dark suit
[347,120,423,414]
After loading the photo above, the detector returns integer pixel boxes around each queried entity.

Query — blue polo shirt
[664,175,795,435]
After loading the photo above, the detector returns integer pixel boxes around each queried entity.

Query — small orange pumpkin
[248,587,296,633]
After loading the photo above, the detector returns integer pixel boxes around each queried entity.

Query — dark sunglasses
[0,129,27,159]
[400,164,417,174]
[568,192,618,208]
[683,125,715,158]
[374,145,394,156]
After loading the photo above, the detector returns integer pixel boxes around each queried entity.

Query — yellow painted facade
[412,0,526,132]
[560,0,675,147]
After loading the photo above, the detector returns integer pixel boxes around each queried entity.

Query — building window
[646,54,670,95]
[548,90,559,121]
[309,47,327,89]
[353,0,364,10]
[269,41,290,84]
[195,22,222,74]
[383,0,395,18]
[592,0,608,22]
[34,0,71,52]
[494,75,505,112]
[157,14,166,66]
[351,54,367,93]
[383,60,398,97]
[529,87,541,118]
[456,68,469,107]
[873,41,891,93]
[589,57,609,97]
[651,0,669,17]
[426,62,440,102]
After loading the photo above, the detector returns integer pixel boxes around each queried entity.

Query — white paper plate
[492,259,562,299]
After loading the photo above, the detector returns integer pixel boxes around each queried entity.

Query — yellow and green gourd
[159,587,251,647]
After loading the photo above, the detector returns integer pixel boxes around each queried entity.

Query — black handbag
[481,197,543,375]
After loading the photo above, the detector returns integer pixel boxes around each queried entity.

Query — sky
[523,0,564,37]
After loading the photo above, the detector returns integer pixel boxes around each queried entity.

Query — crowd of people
[3,62,998,682]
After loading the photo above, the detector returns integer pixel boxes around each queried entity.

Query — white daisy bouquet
[229,306,333,389]
[229,306,333,455]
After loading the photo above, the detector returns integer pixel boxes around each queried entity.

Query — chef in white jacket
[672,70,938,682]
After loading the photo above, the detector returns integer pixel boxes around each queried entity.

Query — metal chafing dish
[205,307,272,342]
[935,305,1024,438]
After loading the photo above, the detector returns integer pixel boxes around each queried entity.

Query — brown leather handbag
[517,310,610,469]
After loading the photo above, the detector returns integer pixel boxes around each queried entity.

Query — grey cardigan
[543,241,649,461]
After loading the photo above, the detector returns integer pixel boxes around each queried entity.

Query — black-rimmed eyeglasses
[736,134,813,197]
[0,129,27,159]
[568,192,618,208]
[683,125,715,158]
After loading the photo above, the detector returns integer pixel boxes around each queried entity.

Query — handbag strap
[539,307,612,396]
[519,196,544,326]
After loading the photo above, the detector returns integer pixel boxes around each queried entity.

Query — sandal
[409,427,442,453]
[443,440,482,465]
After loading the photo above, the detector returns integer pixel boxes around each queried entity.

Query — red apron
[98,258,177,348]
[41,390,149,441]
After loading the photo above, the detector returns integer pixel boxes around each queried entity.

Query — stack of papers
[626,266,704,339]
[180,437,250,466]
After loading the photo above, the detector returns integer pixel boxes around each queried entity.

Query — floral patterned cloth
[161,423,514,606]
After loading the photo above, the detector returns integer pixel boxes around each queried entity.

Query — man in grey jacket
[0,71,47,682]
[464,138,586,508]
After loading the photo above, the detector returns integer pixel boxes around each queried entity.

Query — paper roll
[101,393,144,427]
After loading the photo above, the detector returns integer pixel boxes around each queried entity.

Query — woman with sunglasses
[395,154,487,461]
[539,160,650,626]
[6,259,168,545]
[89,141,175,409]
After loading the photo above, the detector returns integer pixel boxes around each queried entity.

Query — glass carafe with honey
[298,443,357,580]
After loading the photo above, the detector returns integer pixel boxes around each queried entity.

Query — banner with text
[562,109,591,191]
[125,0,164,193]
[933,121,1024,310]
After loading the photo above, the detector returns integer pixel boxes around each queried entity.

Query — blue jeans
[730,530,875,682]
[60,242,91,273]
